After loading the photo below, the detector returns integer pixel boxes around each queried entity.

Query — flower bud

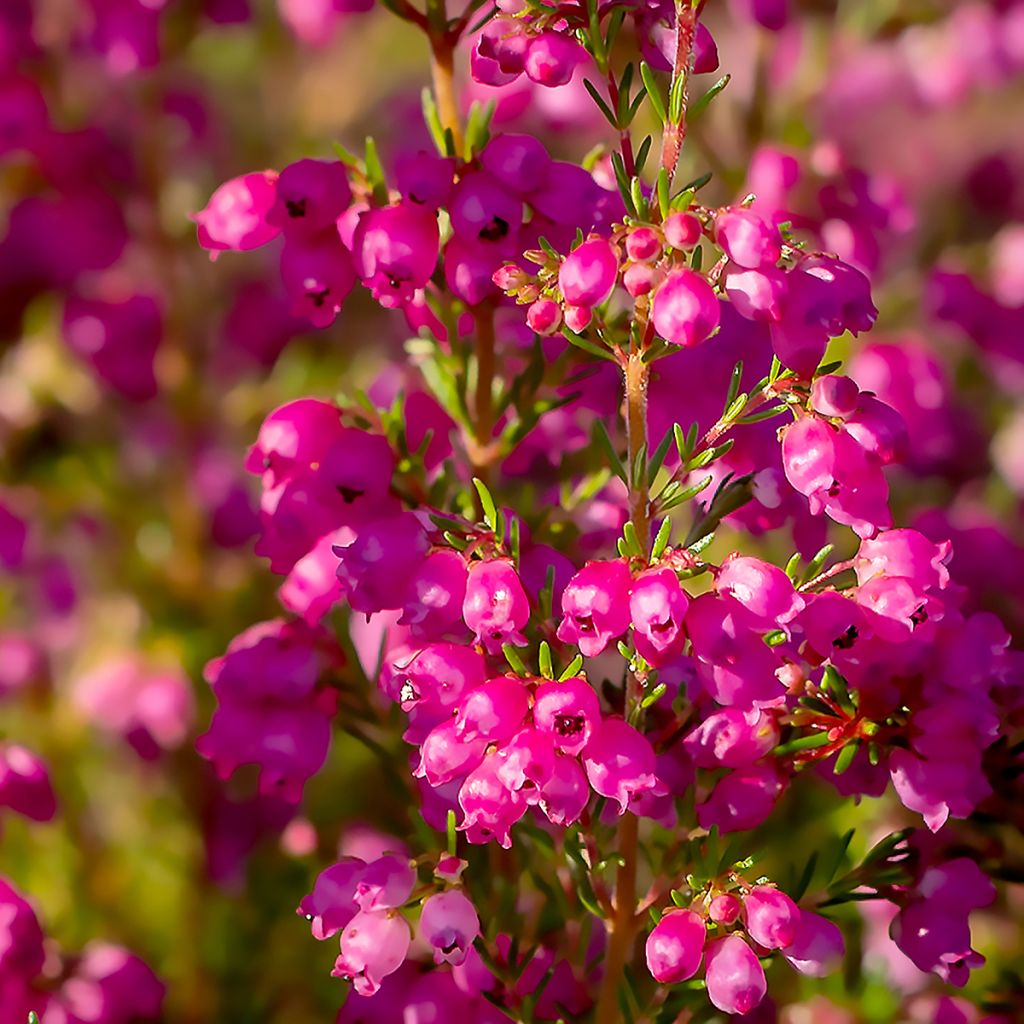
[811,374,860,418]
[626,227,662,262]
[709,893,742,925]
[524,32,585,87]
[558,238,619,308]
[564,305,593,332]
[652,268,720,347]
[646,909,706,983]
[527,298,563,336]
[662,212,702,250]
[715,208,781,269]
[704,935,766,1015]
[743,885,800,949]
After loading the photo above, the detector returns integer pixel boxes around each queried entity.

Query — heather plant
[2,0,1024,1022]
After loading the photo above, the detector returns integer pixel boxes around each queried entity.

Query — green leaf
[538,641,554,679]
[583,78,618,127]
[668,69,687,124]
[616,62,635,126]
[738,403,788,424]
[634,134,653,176]
[792,852,819,902]
[610,152,638,217]
[784,552,802,582]
[421,88,448,155]
[559,655,584,681]
[689,438,734,469]
[650,516,673,561]
[689,73,731,120]
[656,473,712,512]
[364,136,388,205]
[472,477,498,530]
[503,644,528,676]
[561,327,618,362]
[648,426,675,485]
[447,809,458,856]
[773,731,832,756]
[621,520,643,558]
[592,421,628,483]
[802,543,835,585]
[725,360,744,409]
[641,682,667,708]
[639,62,667,123]
[679,170,712,192]
[656,167,670,219]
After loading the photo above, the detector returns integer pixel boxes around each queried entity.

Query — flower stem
[429,32,464,152]
[594,348,651,1024]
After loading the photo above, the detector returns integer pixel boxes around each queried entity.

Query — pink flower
[462,560,530,653]
[704,935,767,1015]
[419,890,480,966]
[651,268,721,348]
[582,718,662,813]
[556,559,632,657]
[334,910,412,996]
[193,170,280,257]
[645,909,706,983]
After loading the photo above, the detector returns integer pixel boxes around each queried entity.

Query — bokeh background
[2,0,1024,1020]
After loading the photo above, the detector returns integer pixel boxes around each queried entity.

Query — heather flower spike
[5,0,1019,1020]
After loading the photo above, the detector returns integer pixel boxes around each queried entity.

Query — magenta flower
[193,170,280,257]
[400,549,468,638]
[0,744,56,822]
[352,201,440,307]
[495,727,557,794]
[582,718,661,813]
[742,885,800,949]
[697,763,784,833]
[651,268,721,347]
[523,32,586,86]
[458,754,527,848]
[334,910,412,996]
[297,857,364,940]
[455,676,530,745]
[645,908,706,983]
[715,208,781,269]
[533,677,601,756]
[481,134,551,194]
[556,559,632,657]
[559,237,619,309]
[269,158,350,236]
[414,719,486,786]
[629,568,689,666]
[715,553,804,631]
[419,890,480,966]
[683,709,780,768]
[783,911,845,977]
[461,560,530,653]
[538,754,590,826]
[354,854,416,912]
[279,235,355,328]
[704,935,767,1015]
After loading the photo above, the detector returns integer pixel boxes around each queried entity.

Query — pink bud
[414,719,486,786]
[715,208,781,269]
[743,885,800,949]
[646,908,706,983]
[651,268,720,347]
[811,374,860,419]
[623,262,662,298]
[527,298,563,336]
[558,238,619,308]
[662,212,702,250]
[704,935,767,1015]
[523,31,585,87]
[626,227,662,262]
[564,305,593,332]
[709,893,742,925]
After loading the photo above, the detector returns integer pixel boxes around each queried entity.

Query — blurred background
[2,0,1024,1020]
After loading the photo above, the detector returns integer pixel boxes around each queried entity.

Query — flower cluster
[0,875,164,1023]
